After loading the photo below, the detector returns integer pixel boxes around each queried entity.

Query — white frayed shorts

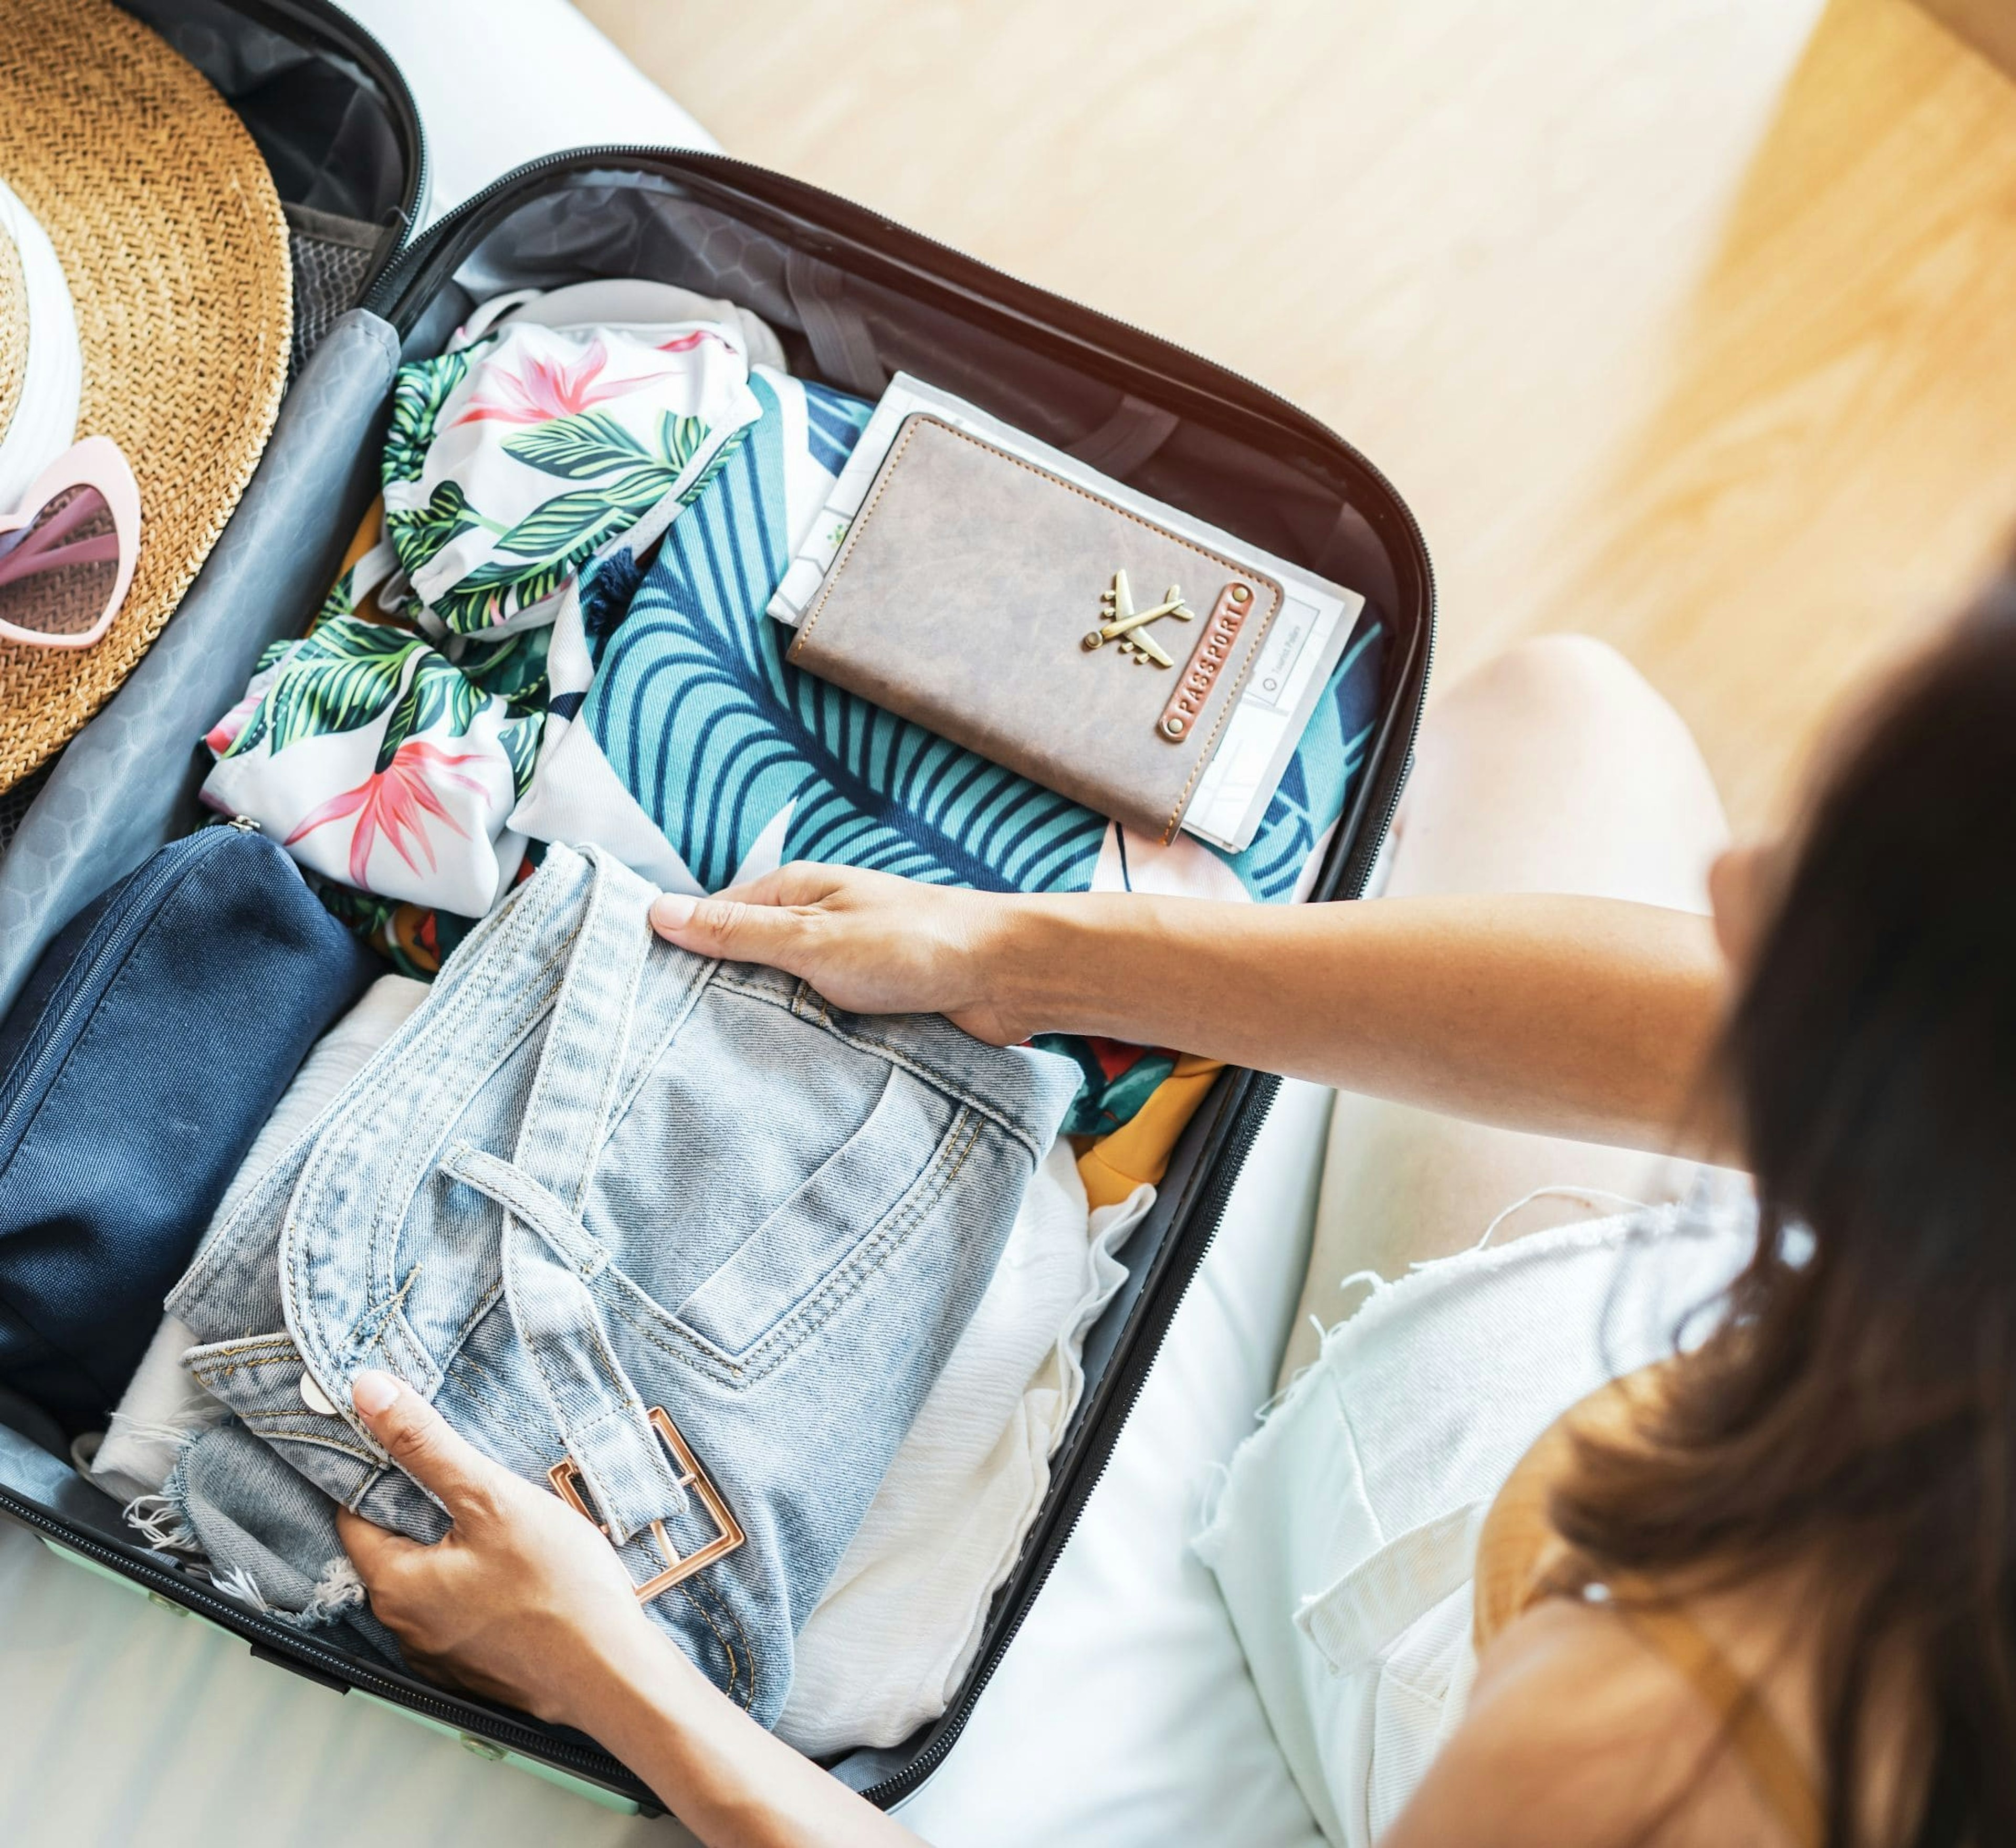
[1195,1187,1757,1846]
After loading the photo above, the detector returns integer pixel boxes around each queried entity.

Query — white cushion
[334,0,717,216]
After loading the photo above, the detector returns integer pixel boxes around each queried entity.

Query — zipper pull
[226,815,261,834]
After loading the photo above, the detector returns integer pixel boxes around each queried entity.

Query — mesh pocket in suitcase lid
[284,203,396,379]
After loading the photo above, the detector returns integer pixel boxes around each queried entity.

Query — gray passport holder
[789,414,1283,843]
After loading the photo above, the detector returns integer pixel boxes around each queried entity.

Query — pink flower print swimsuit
[197,318,762,916]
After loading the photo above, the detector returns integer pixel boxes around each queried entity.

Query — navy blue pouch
[0,823,376,1431]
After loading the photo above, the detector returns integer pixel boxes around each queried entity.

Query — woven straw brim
[0,221,23,443]
[0,0,291,791]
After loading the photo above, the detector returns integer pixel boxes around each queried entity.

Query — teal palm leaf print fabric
[584,375,1110,894]
[570,370,1386,905]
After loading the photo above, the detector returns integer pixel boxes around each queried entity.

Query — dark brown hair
[1551,581,2016,1847]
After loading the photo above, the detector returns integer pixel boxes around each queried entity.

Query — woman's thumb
[351,1369,503,1520]
[649,891,809,971]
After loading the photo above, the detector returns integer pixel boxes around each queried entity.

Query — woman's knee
[1435,634,1666,746]
[1392,634,1727,907]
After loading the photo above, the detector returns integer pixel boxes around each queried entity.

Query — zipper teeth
[0,831,233,1154]
[0,1488,650,1800]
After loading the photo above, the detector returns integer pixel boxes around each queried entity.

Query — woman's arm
[334,1372,926,1848]
[649,866,1732,1159]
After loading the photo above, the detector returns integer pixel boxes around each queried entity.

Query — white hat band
[0,173,81,513]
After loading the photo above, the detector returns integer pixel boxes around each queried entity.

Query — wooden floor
[579,0,2016,828]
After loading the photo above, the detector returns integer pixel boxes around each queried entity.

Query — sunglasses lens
[0,486,121,641]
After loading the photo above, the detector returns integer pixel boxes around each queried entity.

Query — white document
[766,373,1365,853]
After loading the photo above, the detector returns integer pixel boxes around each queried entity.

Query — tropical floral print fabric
[200,589,550,916]
[380,321,761,636]
[198,316,760,916]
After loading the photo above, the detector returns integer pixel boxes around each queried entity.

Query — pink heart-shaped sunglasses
[0,436,141,649]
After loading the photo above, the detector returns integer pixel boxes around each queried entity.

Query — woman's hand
[649,866,1730,1160]
[335,1371,928,1847]
[648,863,1041,1044]
[334,1369,661,1730]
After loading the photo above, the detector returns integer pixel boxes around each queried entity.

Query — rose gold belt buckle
[547,1406,745,1603]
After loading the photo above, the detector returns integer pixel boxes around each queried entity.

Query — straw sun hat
[0,0,291,791]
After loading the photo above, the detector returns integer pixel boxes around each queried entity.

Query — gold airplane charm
[1081,570,1195,667]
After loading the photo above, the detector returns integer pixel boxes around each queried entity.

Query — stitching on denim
[616,1110,976,1383]
[680,1569,757,1711]
[342,931,565,1392]
[445,1277,505,1357]
[707,969,1052,1157]
[238,1422,379,1464]
[453,1151,684,1520]
[505,1219,673,1531]
[283,884,563,1398]
[186,1332,298,1363]
[595,1106,981,1389]
[673,1578,749,1709]
[605,954,717,1144]
[455,1152,607,1279]
[741,1109,980,1368]
[444,1349,505,1420]
[360,884,554,1287]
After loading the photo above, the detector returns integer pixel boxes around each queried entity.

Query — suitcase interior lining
[120,0,414,228]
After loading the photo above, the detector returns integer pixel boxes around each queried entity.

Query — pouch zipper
[0,827,241,1160]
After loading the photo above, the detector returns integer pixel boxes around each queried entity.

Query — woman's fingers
[648,889,824,968]
[333,1501,423,1581]
[351,1369,510,1526]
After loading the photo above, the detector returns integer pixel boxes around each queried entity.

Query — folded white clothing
[452,278,788,372]
[778,1141,1156,1754]
[87,976,430,1504]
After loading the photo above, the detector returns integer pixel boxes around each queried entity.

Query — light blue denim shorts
[166,843,1079,1726]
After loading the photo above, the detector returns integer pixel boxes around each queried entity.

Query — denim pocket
[668,1064,964,1362]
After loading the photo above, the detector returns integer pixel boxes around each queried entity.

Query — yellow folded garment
[1078,1054,1224,1209]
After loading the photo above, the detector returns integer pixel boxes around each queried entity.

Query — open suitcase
[0,0,1434,1821]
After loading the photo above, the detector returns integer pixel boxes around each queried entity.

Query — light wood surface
[1916,0,2016,79]
[580,0,2016,828]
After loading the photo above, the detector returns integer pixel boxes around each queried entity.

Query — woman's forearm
[990,891,1731,1157]
[575,1625,925,1848]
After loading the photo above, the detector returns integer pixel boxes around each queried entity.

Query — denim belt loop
[472,846,697,1543]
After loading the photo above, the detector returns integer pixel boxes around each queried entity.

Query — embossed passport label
[1159,582,1254,742]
